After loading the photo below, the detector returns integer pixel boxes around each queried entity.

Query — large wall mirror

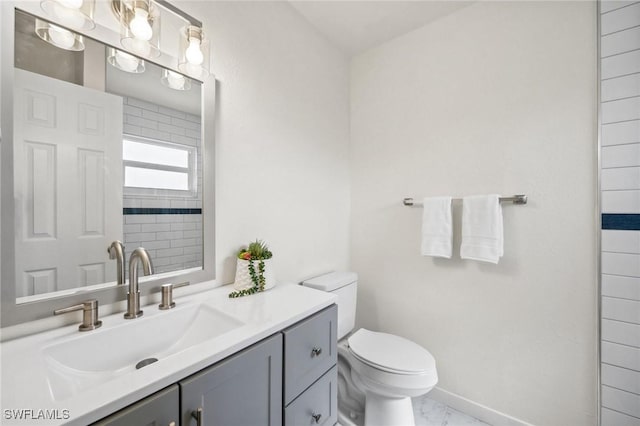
[1,1,216,327]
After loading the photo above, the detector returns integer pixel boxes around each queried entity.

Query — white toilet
[302,272,438,426]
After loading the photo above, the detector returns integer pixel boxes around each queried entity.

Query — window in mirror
[125,165,189,191]
[123,137,196,194]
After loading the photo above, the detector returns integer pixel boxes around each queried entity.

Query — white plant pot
[233,258,275,291]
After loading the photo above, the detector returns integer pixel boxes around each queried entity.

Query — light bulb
[57,0,82,9]
[129,8,152,41]
[115,50,139,72]
[185,38,203,65]
[166,71,185,90]
[48,25,76,49]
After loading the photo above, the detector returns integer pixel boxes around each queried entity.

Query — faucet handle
[54,299,102,331]
[159,282,189,310]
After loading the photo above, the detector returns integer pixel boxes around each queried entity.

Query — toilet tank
[302,271,357,340]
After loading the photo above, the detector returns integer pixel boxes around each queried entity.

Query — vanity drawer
[285,365,338,426]
[283,304,337,404]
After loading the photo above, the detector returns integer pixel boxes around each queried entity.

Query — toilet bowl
[337,346,365,426]
[337,329,438,426]
[302,272,438,426]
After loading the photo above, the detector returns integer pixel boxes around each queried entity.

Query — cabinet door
[92,385,179,426]
[180,333,283,426]
[283,304,337,404]
[285,366,337,426]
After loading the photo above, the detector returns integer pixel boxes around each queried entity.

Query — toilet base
[364,392,415,426]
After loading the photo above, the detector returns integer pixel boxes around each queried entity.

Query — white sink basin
[42,303,243,400]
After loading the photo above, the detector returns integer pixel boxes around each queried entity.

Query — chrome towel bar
[403,194,527,206]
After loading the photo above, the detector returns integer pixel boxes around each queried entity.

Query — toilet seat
[347,329,436,375]
[340,330,438,401]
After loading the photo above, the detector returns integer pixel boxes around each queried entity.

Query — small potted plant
[229,239,276,298]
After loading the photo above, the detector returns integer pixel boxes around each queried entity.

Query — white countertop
[0,282,336,426]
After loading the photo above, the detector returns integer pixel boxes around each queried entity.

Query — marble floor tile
[413,397,448,426]
[413,396,492,426]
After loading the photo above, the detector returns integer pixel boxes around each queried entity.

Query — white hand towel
[421,196,452,258]
[460,195,503,264]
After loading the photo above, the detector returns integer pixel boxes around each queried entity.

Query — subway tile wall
[600,2,640,425]
[122,96,203,275]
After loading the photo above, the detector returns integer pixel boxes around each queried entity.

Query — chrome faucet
[108,240,126,286]
[124,247,154,319]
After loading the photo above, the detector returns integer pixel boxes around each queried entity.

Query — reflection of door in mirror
[13,69,123,298]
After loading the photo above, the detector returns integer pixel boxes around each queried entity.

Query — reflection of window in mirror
[117,96,203,277]
[106,35,203,279]
[123,136,197,195]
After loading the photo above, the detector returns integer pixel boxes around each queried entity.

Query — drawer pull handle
[312,413,322,423]
[311,347,322,357]
[191,407,203,426]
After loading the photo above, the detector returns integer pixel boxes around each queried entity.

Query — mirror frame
[0,1,216,327]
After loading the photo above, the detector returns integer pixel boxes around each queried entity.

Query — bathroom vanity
[0,283,337,426]
[96,304,337,426]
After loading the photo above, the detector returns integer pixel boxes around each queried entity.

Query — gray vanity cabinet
[180,333,283,426]
[283,304,338,425]
[92,304,338,426]
[91,384,179,426]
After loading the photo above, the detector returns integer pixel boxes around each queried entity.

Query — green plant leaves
[237,239,273,260]
[228,258,267,298]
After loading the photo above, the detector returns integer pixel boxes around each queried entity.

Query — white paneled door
[13,69,123,298]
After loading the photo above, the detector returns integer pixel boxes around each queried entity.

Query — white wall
[350,2,597,425]
[182,1,351,285]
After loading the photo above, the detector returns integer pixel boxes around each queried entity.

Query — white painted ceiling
[288,1,474,56]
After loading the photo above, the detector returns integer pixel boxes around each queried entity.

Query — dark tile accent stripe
[123,208,202,215]
[602,214,640,230]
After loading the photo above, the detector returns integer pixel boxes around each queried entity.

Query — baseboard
[428,387,534,426]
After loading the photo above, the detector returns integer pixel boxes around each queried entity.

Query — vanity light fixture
[35,18,85,51]
[114,0,161,58]
[161,69,191,91]
[178,25,210,79]
[40,0,95,31]
[107,47,145,73]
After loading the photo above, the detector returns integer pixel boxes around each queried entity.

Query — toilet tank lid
[302,271,358,291]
